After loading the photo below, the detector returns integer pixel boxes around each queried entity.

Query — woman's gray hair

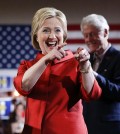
[81,14,109,32]
[31,7,67,50]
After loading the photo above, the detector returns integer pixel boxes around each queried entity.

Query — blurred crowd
[0,91,26,134]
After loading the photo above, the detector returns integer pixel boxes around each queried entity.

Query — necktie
[93,55,101,71]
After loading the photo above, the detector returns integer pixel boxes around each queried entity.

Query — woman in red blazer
[14,7,102,134]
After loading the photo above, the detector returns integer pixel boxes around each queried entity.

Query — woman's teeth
[47,42,56,46]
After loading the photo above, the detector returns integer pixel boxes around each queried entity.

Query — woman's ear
[34,34,39,42]
[63,35,67,43]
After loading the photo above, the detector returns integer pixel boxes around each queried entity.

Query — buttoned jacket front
[14,50,101,134]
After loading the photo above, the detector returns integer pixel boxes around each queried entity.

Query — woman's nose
[49,32,56,38]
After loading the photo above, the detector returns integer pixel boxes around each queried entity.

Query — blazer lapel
[97,46,115,74]
[90,46,115,74]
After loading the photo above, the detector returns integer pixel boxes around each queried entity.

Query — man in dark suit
[80,14,120,134]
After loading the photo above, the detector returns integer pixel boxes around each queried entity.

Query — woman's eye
[56,29,61,32]
[43,29,49,33]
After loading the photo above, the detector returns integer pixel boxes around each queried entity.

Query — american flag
[66,24,120,52]
[0,24,120,69]
[0,25,38,69]
[0,24,120,91]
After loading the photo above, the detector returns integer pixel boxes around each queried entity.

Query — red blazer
[14,50,101,134]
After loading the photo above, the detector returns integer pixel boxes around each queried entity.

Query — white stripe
[64,44,88,52]
[68,31,83,39]
[64,44,120,52]
[109,31,120,38]
[68,31,120,39]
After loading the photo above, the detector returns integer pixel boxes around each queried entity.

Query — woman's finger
[57,42,67,50]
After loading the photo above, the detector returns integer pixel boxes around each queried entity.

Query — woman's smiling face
[36,17,64,55]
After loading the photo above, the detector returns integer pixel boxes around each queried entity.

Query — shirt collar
[94,43,111,60]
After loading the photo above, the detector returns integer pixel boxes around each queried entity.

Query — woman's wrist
[80,62,91,73]
[43,55,51,65]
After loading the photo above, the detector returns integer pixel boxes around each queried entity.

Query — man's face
[82,25,107,53]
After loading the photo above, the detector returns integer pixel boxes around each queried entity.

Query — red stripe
[109,24,120,30]
[67,25,80,30]
[67,39,84,43]
[68,24,120,31]
[67,39,120,44]
[108,39,120,43]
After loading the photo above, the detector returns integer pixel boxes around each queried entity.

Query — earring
[36,38,39,42]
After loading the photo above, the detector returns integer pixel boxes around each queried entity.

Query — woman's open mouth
[46,41,57,48]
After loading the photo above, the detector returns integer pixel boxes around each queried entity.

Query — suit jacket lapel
[90,46,115,74]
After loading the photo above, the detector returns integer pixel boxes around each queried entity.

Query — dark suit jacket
[83,46,120,134]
